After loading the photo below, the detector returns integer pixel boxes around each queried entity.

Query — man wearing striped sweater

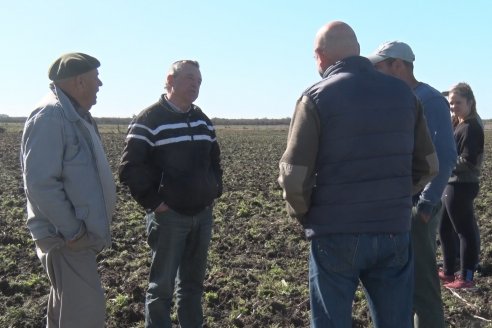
[119,60,223,328]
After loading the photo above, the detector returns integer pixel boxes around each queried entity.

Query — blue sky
[1,1,491,119]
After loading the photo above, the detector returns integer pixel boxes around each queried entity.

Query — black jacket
[449,114,484,184]
[119,95,223,215]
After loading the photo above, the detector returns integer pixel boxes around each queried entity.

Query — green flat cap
[48,52,100,81]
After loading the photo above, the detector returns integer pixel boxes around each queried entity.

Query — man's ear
[74,74,85,91]
[318,51,334,73]
[166,74,174,89]
[394,59,406,72]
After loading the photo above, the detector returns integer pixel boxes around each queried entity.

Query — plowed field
[1,126,491,327]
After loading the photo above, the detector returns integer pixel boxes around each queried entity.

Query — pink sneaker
[438,269,455,283]
[444,276,476,289]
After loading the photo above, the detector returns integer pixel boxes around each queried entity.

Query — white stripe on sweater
[128,120,214,135]
[126,134,216,146]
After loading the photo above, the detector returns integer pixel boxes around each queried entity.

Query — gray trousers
[35,236,105,328]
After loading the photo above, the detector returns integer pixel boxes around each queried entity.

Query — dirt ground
[1,127,491,327]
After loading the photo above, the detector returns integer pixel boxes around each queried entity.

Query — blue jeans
[309,233,414,328]
[145,206,213,328]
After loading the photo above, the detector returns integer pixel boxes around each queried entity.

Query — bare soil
[1,127,491,327]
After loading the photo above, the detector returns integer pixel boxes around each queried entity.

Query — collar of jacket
[158,94,198,116]
[49,83,85,123]
[322,55,373,79]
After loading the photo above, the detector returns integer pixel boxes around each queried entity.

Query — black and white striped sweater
[119,95,222,215]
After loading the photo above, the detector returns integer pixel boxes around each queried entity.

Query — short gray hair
[165,60,200,92]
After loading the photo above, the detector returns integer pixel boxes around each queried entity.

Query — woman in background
[438,82,484,289]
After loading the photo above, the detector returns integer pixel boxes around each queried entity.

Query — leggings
[439,183,480,277]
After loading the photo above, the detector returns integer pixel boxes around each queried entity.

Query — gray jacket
[20,84,116,249]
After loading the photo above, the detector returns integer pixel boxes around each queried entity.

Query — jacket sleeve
[412,101,439,195]
[278,95,320,221]
[454,120,484,172]
[118,119,162,211]
[21,110,82,240]
[210,127,223,198]
[417,97,457,213]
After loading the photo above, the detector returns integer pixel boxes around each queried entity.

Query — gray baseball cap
[367,41,415,64]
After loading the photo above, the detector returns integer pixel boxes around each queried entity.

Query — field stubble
[0,126,491,327]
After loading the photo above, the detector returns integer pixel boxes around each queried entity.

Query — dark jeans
[309,232,414,328]
[144,207,213,328]
[439,183,480,278]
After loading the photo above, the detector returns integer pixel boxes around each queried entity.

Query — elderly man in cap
[368,41,457,328]
[20,52,116,328]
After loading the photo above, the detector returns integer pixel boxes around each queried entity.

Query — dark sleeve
[118,118,162,211]
[211,130,223,198]
[456,120,484,167]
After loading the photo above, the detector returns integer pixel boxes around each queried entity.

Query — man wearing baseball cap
[20,53,116,327]
[368,41,457,328]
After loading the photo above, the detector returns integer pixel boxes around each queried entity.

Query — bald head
[314,21,360,75]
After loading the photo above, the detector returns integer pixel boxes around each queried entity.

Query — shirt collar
[164,94,191,113]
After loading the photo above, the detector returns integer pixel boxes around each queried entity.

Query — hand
[66,221,86,245]
[416,210,431,223]
[154,202,170,214]
[413,202,433,224]
[66,234,85,246]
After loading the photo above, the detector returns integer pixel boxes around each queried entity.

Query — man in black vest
[278,21,438,328]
